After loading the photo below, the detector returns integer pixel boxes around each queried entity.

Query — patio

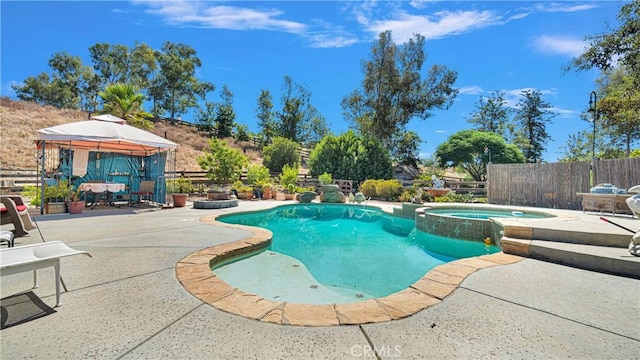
[1,201,638,359]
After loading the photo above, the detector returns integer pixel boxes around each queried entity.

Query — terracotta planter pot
[172,193,188,207]
[262,187,272,199]
[69,201,84,214]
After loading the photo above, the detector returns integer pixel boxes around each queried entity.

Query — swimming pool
[425,208,550,219]
[215,204,499,304]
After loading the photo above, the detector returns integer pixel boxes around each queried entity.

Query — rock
[299,191,317,203]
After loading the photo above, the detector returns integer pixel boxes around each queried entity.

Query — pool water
[427,209,548,219]
[216,205,499,304]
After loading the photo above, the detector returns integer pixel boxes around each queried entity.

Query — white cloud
[458,86,485,95]
[363,10,501,43]
[434,130,448,133]
[532,35,586,57]
[133,0,306,33]
[534,3,598,13]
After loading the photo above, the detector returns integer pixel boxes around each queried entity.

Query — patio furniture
[79,181,126,208]
[576,193,633,216]
[0,241,92,306]
[1,230,15,247]
[131,180,155,206]
[0,195,36,237]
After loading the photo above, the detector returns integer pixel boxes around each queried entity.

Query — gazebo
[35,115,177,214]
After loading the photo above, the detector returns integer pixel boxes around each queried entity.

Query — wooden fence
[487,158,639,210]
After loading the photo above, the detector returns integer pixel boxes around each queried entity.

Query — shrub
[375,180,403,200]
[436,191,475,203]
[318,172,333,186]
[359,179,379,198]
[246,164,270,186]
[197,138,249,186]
[263,137,300,173]
[280,163,299,187]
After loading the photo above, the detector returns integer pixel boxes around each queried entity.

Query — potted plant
[232,181,253,200]
[261,182,273,199]
[284,183,297,200]
[207,187,230,200]
[68,185,84,214]
[171,176,193,208]
[45,180,70,214]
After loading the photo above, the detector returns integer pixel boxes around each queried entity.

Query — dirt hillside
[0,98,261,171]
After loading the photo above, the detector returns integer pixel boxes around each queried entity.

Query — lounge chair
[1,195,36,237]
[0,241,92,306]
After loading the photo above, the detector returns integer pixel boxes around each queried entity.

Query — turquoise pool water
[427,209,549,219]
[215,204,499,304]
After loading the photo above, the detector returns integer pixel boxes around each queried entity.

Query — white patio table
[79,182,125,208]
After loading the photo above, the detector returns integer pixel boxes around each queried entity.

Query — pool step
[502,223,632,247]
[501,237,640,279]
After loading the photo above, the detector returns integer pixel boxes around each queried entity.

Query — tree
[256,89,276,145]
[262,137,301,173]
[197,138,248,186]
[89,42,157,95]
[308,130,393,186]
[595,68,640,157]
[467,91,509,136]
[513,90,556,162]
[13,52,86,109]
[558,131,592,162]
[341,30,458,149]
[98,83,153,129]
[215,85,236,138]
[392,131,421,168]
[195,101,217,133]
[153,41,214,121]
[275,76,327,145]
[566,1,640,86]
[435,130,525,181]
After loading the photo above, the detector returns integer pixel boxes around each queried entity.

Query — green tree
[595,68,640,157]
[153,41,214,121]
[341,30,458,148]
[392,131,421,168]
[246,164,271,186]
[435,130,525,181]
[215,85,236,138]
[98,83,153,129]
[262,137,301,173]
[195,101,217,133]
[275,76,326,145]
[513,90,556,162]
[13,52,86,109]
[89,42,157,95]
[256,89,276,145]
[559,131,592,162]
[566,1,640,86]
[197,138,249,186]
[308,131,393,186]
[467,91,510,136]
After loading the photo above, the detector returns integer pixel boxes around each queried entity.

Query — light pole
[588,91,597,159]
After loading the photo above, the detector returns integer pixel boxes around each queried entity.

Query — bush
[359,179,379,198]
[246,164,271,186]
[197,138,249,186]
[435,191,475,203]
[375,180,402,200]
[318,172,333,186]
[308,131,392,185]
[280,163,299,187]
[263,137,300,173]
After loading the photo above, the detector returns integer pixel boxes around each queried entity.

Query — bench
[576,193,633,216]
[0,241,92,306]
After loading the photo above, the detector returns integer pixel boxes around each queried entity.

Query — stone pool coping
[176,213,524,327]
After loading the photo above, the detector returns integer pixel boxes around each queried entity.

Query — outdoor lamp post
[588,91,597,159]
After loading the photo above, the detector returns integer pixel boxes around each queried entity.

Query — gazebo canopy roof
[35,115,177,155]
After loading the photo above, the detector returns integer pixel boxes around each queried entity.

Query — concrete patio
[1,201,639,359]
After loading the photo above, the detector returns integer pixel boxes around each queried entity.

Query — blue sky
[1,1,626,161]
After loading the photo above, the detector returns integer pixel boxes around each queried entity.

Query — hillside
[0,98,261,171]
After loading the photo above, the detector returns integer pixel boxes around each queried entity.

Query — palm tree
[99,83,153,129]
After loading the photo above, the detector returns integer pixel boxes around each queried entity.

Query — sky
[1,1,627,162]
